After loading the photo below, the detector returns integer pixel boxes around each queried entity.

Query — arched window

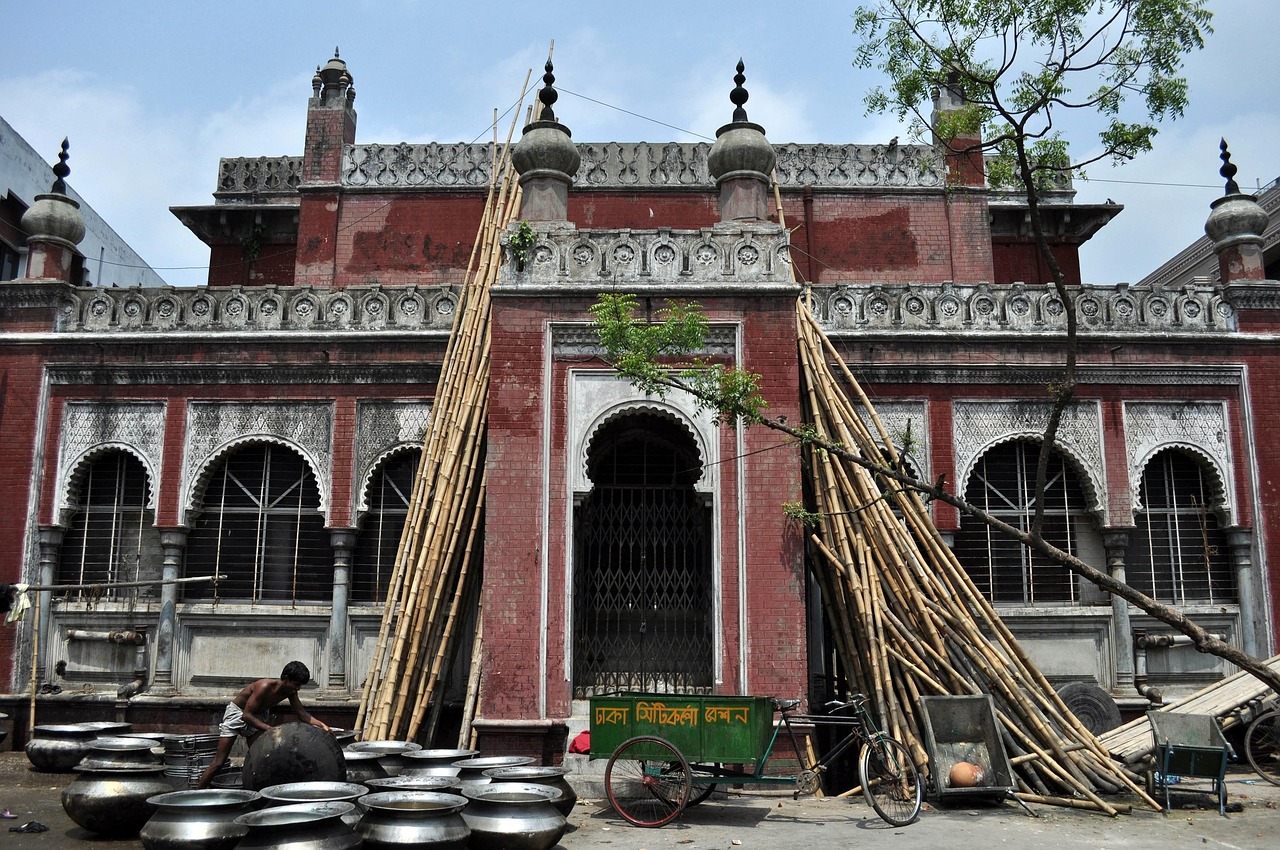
[953,440,1102,605]
[352,449,421,604]
[185,443,331,603]
[58,450,161,599]
[1127,450,1235,605]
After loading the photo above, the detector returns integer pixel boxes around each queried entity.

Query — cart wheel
[676,762,720,807]
[859,736,922,826]
[1245,710,1280,786]
[605,735,691,827]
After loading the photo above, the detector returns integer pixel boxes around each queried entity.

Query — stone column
[34,526,64,687]
[1225,527,1257,657]
[150,529,188,694]
[1102,529,1134,693]
[325,529,356,694]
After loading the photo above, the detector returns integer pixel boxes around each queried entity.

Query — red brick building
[1,50,1275,747]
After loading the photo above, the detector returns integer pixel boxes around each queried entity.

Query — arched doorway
[572,411,713,697]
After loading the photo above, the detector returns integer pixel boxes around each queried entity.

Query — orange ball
[948,761,986,788]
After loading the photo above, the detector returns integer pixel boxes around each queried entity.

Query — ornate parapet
[213,144,1100,197]
[57,284,460,334]
[811,280,1235,334]
[336,142,947,191]
[215,156,304,197]
[498,224,794,289]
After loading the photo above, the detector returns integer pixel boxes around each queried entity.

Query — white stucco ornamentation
[857,400,929,479]
[1123,401,1232,519]
[953,400,1106,517]
[181,401,334,524]
[56,401,167,519]
[353,400,432,517]
[568,370,718,497]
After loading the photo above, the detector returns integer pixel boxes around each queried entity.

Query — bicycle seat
[772,698,801,712]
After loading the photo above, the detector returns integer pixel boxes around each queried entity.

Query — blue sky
[2,1,1273,287]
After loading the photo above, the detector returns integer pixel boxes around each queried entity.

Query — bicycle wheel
[1246,710,1280,786]
[605,735,691,827]
[858,736,922,826]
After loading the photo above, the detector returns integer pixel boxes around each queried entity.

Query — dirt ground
[1,750,1278,848]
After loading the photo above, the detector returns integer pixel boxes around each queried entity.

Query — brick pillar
[296,51,357,288]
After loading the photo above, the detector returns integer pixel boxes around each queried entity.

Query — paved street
[0,751,1277,848]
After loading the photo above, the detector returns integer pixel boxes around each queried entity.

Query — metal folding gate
[572,485,712,697]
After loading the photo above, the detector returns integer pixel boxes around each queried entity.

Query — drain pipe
[66,625,149,698]
[1132,630,1228,705]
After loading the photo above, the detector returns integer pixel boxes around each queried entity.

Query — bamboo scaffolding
[355,68,533,742]
[792,295,1156,812]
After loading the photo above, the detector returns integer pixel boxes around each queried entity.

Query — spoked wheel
[605,735,691,827]
[859,736,923,826]
[1246,710,1280,786]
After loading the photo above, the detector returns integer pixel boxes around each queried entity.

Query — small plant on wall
[509,220,536,271]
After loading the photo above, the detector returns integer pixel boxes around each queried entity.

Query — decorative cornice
[551,322,737,357]
[56,283,460,334]
[46,363,442,387]
[850,364,1243,387]
[812,281,1235,335]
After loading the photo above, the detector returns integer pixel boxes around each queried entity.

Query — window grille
[184,444,331,603]
[954,440,1099,604]
[1127,450,1235,605]
[572,413,712,697]
[57,451,161,599]
[352,449,421,604]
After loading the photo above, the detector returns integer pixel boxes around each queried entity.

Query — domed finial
[1219,138,1240,195]
[730,59,749,122]
[312,66,323,97]
[52,138,71,194]
[538,59,559,123]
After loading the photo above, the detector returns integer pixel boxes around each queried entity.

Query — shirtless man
[196,660,331,788]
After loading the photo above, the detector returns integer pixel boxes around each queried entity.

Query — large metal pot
[234,801,361,850]
[259,780,367,827]
[139,788,260,850]
[61,765,175,836]
[75,720,133,736]
[461,783,567,850]
[26,723,98,772]
[453,755,536,788]
[79,737,163,771]
[342,749,389,784]
[344,739,422,776]
[356,791,470,850]
[242,722,347,791]
[364,775,459,794]
[484,765,577,815]
[400,748,477,776]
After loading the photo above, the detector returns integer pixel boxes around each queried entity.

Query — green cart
[591,692,923,828]
[591,693,783,826]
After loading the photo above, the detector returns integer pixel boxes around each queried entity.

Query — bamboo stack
[794,300,1160,813]
[355,79,531,743]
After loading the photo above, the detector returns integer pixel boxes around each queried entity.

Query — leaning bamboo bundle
[793,299,1158,812]
[355,75,532,741]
